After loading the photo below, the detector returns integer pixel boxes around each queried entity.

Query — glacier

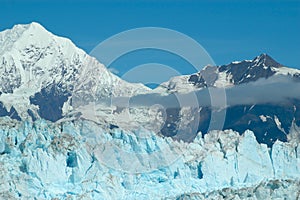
[0,117,299,199]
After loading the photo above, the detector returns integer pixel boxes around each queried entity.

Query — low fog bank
[98,75,300,109]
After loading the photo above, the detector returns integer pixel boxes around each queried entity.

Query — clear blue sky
[1,0,299,76]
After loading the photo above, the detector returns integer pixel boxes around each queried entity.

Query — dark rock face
[0,102,21,120]
[0,59,22,94]
[188,66,218,88]
[161,108,181,137]
[30,84,71,122]
[160,100,299,147]
[27,109,37,121]
[222,102,298,147]
[188,54,283,88]
[219,54,278,85]
[256,54,283,68]
[220,61,275,85]
[188,74,207,88]
[293,73,300,81]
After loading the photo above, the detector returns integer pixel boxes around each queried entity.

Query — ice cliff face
[0,118,299,199]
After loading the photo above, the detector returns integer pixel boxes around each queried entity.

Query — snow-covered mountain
[0,22,149,122]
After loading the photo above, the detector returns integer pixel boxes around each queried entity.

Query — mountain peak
[253,53,283,68]
[0,22,54,54]
[9,22,49,35]
[27,22,47,31]
[18,22,51,37]
[255,53,272,61]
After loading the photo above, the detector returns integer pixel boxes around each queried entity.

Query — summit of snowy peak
[15,22,48,33]
[27,21,46,28]
[227,53,281,68]
[1,22,47,39]
[0,22,79,56]
[0,22,44,38]
[215,53,288,85]
[252,53,283,68]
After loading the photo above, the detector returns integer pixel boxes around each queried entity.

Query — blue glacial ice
[0,117,299,199]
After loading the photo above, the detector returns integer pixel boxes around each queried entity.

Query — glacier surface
[0,117,299,199]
